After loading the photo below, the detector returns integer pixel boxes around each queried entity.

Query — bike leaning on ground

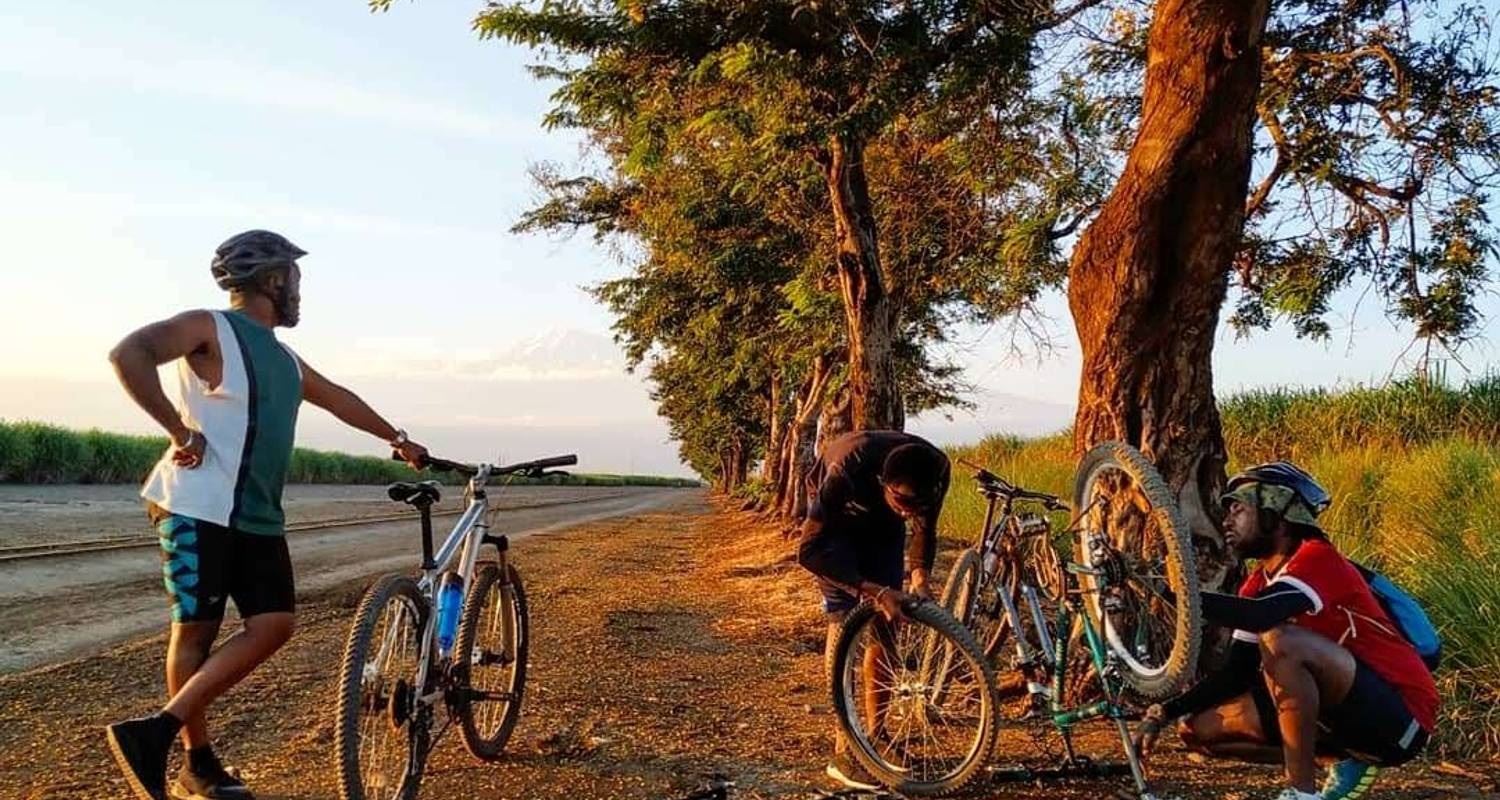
[333,452,576,800]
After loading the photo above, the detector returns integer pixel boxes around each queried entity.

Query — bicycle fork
[997,583,1057,699]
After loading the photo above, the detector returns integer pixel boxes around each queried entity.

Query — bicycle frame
[402,466,511,711]
[989,527,1153,795]
[961,474,1155,796]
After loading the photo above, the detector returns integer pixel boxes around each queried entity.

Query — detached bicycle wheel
[1071,441,1201,700]
[831,600,999,797]
[335,574,429,800]
[453,563,529,761]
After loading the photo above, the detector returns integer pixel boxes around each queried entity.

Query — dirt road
[0,485,685,673]
[0,495,1493,800]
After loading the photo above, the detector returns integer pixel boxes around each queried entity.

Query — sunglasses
[881,479,936,511]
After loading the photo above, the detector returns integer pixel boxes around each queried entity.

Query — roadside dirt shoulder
[1,496,1493,800]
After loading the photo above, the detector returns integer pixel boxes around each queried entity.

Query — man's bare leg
[1259,625,1357,793]
[1180,693,1283,764]
[166,621,221,749]
[163,613,294,725]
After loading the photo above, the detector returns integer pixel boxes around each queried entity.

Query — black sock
[187,744,219,775]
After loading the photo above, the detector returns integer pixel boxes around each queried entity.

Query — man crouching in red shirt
[1134,462,1437,800]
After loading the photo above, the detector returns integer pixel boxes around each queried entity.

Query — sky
[0,0,1496,478]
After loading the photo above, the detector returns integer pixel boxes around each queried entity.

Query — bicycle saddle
[387,480,442,506]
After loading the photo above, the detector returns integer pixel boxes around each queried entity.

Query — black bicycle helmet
[210,230,306,290]
[1224,461,1331,516]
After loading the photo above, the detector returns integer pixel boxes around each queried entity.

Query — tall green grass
[1220,373,1500,462]
[0,420,701,488]
[941,376,1500,759]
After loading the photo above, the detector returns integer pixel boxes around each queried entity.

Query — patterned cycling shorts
[155,513,295,623]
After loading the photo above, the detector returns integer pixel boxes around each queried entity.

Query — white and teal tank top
[141,310,303,535]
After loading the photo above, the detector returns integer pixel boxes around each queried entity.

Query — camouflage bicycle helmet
[210,230,306,290]
[1221,461,1331,527]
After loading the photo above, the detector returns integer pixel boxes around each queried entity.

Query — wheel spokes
[845,614,989,784]
[356,597,421,800]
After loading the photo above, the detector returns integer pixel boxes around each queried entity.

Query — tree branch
[1033,0,1110,33]
[1248,107,1291,219]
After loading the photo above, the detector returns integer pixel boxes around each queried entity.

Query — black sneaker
[825,752,881,791]
[169,759,255,800]
[105,716,177,800]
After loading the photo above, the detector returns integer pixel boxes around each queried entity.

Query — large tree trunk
[817,384,853,454]
[778,355,833,521]
[1067,0,1272,581]
[822,134,901,431]
[762,371,784,489]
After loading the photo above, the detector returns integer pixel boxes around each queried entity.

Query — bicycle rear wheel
[335,574,429,800]
[1070,442,1201,700]
[453,563,529,761]
[831,600,998,797]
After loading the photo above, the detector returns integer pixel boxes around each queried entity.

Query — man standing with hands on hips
[104,230,429,800]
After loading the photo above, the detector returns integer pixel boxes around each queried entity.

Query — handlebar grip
[390,452,468,473]
[530,454,578,469]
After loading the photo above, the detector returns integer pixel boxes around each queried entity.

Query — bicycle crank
[388,679,413,730]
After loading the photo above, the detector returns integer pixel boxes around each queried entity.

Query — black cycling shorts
[1252,659,1428,766]
[155,512,296,623]
[815,526,904,615]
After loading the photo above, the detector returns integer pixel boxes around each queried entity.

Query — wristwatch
[389,428,409,448]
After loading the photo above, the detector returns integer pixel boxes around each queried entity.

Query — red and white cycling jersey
[1236,538,1438,730]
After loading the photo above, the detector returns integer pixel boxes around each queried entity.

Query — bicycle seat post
[416,499,436,570]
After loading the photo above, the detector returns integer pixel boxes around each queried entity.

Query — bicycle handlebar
[392,452,579,478]
[958,457,1069,511]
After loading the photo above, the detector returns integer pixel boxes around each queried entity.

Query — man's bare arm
[300,359,427,467]
[109,311,216,446]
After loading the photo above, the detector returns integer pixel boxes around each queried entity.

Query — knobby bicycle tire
[1071,441,1201,700]
[335,574,429,800]
[831,600,1000,796]
[453,562,529,761]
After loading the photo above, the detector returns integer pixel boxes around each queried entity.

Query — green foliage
[0,420,699,487]
[1219,373,1500,462]
[0,422,95,483]
[1070,0,1500,349]
[940,377,1500,758]
[489,0,1114,487]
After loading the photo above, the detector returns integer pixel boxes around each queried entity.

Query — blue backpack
[1352,562,1441,672]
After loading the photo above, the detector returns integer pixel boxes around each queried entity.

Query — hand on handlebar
[393,440,429,470]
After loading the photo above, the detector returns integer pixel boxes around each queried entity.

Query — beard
[275,289,300,328]
[1233,530,1275,560]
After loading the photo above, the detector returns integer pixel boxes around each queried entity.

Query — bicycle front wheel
[453,562,529,761]
[832,600,999,797]
[335,574,429,800]
[1071,441,1201,700]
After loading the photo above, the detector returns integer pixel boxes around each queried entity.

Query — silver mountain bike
[334,452,576,800]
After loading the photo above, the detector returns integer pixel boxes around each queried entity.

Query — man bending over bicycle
[796,430,951,790]
[105,230,428,800]
[1136,463,1437,800]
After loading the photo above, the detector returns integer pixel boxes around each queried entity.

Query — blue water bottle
[435,572,465,656]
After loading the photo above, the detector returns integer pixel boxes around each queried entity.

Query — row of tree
[391,0,1499,554]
